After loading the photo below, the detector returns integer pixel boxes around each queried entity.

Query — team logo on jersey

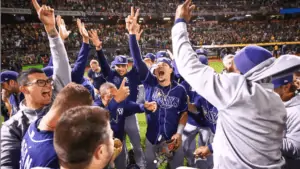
[117,108,124,115]
[95,72,101,78]
[152,88,179,109]
[202,108,218,124]
[111,108,124,123]
[113,76,121,84]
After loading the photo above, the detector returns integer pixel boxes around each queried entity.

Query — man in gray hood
[272,75,300,169]
[172,0,300,168]
[0,1,71,168]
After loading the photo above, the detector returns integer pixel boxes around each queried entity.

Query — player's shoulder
[172,81,187,93]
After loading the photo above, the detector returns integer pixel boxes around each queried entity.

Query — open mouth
[158,70,165,77]
[42,91,51,98]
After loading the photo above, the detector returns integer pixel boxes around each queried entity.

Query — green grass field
[4,61,224,168]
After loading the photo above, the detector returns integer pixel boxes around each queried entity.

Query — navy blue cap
[196,48,208,56]
[144,53,156,62]
[234,45,273,74]
[198,55,208,65]
[272,74,293,88]
[113,55,128,65]
[156,51,169,59]
[156,57,172,68]
[42,66,54,77]
[0,71,19,83]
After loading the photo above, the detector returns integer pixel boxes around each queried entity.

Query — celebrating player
[89,29,146,168]
[1,0,71,167]
[127,7,188,169]
[172,0,300,168]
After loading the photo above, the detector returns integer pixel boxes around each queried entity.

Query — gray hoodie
[0,36,71,169]
[172,22,300,169]
[282,94,300,168]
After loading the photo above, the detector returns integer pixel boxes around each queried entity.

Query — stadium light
[163,17,171,21]
[245,14,251,17]
[139,18,144,20]
[100,18,104,20]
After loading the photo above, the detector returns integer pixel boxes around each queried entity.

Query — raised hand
[113,78,130,103]
[144,101,157,112]
[135,24,143,41]
[194,146,212,159]
[88,29,102,50]
[32,0,57,36]
[175,0,196,23]
[56,16,71,41]
[77,18,89,43]
[125,7,140,34]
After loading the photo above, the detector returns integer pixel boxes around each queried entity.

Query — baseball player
[1,1,71,168]
[88,30,145,168]
[0,71,24,120]
[95,80,156,169]
[272,74,300,168]
[43,18,96,100]
[178,55,217,169]
[126,8,188,169]
[172,0,300,168]
[20,83,93,169]
[143,53,156,68]
[87,59,106,93]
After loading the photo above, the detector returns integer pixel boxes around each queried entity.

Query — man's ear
[20,86,29,94]
[94,144,104,160]
[283,83,291,93]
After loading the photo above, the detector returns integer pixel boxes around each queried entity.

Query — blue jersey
[129,35,188,144]
[87,69,107,90]
[97,50,141,102]
[10,92,24,116]
[20,118,59,169]
[94,98,144,140]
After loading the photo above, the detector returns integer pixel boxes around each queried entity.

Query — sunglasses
[25,78,53,87]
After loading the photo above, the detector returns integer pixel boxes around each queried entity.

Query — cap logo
[118,57,123,62]
[284,80,288,83]
[4,78,8,81]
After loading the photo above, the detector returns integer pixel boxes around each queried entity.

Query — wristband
[176,124,185,134]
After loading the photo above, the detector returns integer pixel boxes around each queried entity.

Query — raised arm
[71,19,90,84]
[126,7,156,83]
[172,0,242,109]
[89,29,111,78]
[46,55,53,67]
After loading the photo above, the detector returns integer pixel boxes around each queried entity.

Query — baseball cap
[42,66,53,77]
[196,48,208,56]
[272,74,293,88]
[234,45,273,75]
[198,55,208,65]
[113,55,128,65]
[0,71,19,83]
[156,57,172,68]
[144,53,156,62]
[156,51,169,59]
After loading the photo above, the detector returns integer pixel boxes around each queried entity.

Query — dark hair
[17,68,45,86]
[54,106,110,169]
[51,82,93,116]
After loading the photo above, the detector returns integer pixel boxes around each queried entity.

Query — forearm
[96,49,111,78]
[3,101,12,116]
[50,34,71,94]
[71,42,90,84]
[177,112,188,134]
[129,35,149,81]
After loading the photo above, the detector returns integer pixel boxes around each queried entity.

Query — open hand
[194,146,212,159]
[144,101,157,112]
[56,16,71,41]
[77,18,89,43]
[88,29,102,50]
[175,0,196,23]
[126,7,140,35]
[114,78,130,103]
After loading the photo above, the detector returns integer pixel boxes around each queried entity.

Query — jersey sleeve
[178,87,188,113]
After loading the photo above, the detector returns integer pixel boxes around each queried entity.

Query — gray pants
[145,138,184,169]
[182,123,214,169]
[124,114,146,168]
[115,143,127,169]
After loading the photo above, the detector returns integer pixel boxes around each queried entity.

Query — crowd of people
[2,18,300,67]
[2,0,300,14]
[2,0,300,169]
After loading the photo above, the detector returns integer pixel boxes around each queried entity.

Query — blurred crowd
[2,0,300,14]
